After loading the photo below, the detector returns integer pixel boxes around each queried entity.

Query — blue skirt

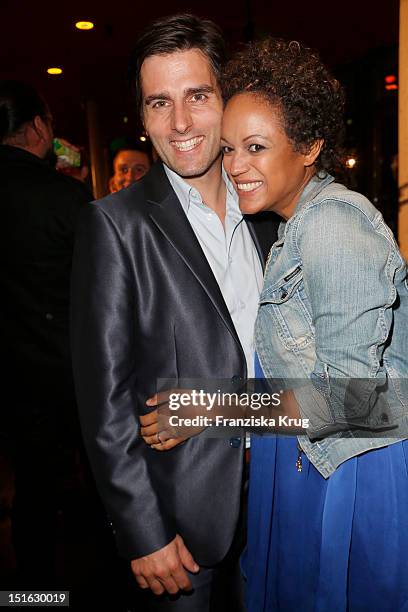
[244,364,408,611]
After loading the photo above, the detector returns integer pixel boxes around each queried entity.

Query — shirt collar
[163,162,242,220]
[222,165,237,198]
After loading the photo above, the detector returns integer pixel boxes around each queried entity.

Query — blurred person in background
[109,145,151,192]
[0,80,92,588]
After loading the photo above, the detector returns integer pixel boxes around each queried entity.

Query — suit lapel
[144,163,241,343]
[244,217,265,268]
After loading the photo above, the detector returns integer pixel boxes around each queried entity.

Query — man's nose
[121,169,133,184]
[170,102,192,134]
[130,167,143,181]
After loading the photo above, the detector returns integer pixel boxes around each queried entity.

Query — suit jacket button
[231,375,242,383]
[229,437,241,448]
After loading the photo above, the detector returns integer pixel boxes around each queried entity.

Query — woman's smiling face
[221,93,321,220]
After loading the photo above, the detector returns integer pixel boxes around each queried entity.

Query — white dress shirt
[164,164,263,378]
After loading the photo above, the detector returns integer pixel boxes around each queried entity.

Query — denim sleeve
[293,199,400,437]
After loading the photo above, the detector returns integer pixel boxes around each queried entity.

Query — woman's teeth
[236,181,263,192]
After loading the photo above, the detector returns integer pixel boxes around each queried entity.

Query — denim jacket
[255,174,408,478]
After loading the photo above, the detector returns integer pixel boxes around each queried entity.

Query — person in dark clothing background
[0,80,92,588]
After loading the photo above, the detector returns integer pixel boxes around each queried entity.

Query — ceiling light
[75,21,94,30]
[47,67,63,75]
[140,136,147,142]
[345,157,357,169]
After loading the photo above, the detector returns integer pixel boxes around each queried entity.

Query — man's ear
[24,116,45,149]
[304,139,324,167]
[32,115,49,143]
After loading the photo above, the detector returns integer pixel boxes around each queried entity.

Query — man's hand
[131,534,199,595]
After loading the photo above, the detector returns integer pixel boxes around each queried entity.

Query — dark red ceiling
[1,0,399,146]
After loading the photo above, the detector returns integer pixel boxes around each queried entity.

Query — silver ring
[157,432,162,444]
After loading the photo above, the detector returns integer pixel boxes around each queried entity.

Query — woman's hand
[139,389,207,451]
[139,408,187,451]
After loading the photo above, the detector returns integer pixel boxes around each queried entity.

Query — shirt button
[45,313,53,320]
[239,301,246,309]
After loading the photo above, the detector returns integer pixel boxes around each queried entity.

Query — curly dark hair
[221,38,345,174]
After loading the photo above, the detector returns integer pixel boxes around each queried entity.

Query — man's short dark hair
[110,138,152,165]
[0,80,49,143]
[129,13,226,116]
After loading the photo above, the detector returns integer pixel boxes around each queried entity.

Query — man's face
[140,49,223,178]
[113,149,150,189]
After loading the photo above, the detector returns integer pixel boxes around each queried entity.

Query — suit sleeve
[70,204,176,559]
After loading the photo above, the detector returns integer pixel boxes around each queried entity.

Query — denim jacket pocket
[259,265,315,350]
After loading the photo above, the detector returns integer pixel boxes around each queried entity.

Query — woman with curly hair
[221,39,408,611]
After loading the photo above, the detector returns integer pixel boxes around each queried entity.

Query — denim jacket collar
[278,173,335,240]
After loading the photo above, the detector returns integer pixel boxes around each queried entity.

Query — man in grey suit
[71,13,278,611]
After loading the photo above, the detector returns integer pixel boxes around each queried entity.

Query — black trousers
[3,404,80,588]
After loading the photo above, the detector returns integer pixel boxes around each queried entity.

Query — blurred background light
[75,21,94,30]
[345,157,357,169]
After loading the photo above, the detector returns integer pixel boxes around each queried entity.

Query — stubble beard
[165,147,222,180]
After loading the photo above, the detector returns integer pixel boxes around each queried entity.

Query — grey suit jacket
[71,161,278,564]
